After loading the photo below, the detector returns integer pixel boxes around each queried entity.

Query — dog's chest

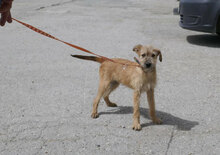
[139,74,156,91]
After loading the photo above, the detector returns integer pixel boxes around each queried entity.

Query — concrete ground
[0,0,220,154]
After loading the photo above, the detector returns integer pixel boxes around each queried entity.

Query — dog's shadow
[99,106,199,131]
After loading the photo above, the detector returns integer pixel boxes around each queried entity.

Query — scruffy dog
[71,44,162,130]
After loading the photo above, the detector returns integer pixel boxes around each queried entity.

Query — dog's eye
[141,54,146,57]
[152,54,155,57]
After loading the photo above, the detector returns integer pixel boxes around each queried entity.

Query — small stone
[120,125,125,128]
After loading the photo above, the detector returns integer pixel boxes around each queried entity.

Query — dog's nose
[145,63,152,68]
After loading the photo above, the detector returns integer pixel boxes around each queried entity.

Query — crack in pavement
[36,0,76,10]
[165,126,175,155]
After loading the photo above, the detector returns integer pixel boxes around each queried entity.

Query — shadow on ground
[99,106,199,131]
[187,34,220,48]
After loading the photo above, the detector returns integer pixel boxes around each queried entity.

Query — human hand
[0,0,13,26]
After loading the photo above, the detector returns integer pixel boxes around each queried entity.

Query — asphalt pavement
[0,0,220,154]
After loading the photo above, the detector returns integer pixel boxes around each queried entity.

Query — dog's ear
[153,48,162,62]
[133,44,142,55]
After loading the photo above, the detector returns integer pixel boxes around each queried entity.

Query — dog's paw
[132,123,141,131]
[91,113,99,118]
[107,102,117,107]
[153,118,163,124]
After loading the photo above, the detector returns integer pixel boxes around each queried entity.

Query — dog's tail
[71,55,105,63]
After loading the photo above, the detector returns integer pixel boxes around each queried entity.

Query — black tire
[216,16,220,35]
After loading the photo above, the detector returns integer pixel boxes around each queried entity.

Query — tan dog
[71,45,162,130]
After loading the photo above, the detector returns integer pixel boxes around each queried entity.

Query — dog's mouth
[134,57,154,72]
[143,65,154,72]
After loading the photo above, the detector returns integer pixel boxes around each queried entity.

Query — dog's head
[133,44,162,72]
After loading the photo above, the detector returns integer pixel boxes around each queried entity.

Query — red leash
[12,18,139,67]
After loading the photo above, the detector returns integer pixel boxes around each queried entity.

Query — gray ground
[0,0,220,154]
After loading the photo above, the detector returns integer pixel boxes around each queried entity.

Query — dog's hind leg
[103,81,119,107]
[91,80,110,118]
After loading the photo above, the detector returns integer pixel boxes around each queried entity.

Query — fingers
[0,11,9,26]
[0,12,13,26]
[7,11,12,23]
[0,1,13,26]
[0,11,12,26]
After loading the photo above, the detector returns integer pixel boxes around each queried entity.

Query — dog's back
[100,58,156,90]
[71,55,156,90]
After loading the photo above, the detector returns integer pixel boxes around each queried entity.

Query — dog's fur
[71,45,162,130]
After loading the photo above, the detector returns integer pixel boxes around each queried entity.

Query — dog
[71,44,162,130]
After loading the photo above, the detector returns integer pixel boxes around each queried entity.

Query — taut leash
[12,18,139,67]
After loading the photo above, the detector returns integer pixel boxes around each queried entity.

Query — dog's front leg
[146,89,162,124]
[132,91,141,130]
